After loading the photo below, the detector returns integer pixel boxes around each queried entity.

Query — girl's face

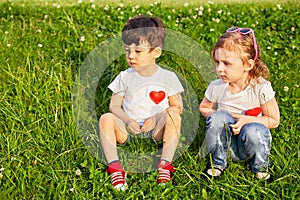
[214,48,252,86]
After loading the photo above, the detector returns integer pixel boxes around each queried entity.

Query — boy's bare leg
[154,110,181,162]
[99,113,128,163]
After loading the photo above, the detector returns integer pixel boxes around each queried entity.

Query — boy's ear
[152,47,162,58]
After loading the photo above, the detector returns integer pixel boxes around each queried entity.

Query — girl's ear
[245,59,255,72]
[152,47,162,58]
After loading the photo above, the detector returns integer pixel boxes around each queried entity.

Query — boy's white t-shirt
[205,78,275,115]
[108,66,184,122]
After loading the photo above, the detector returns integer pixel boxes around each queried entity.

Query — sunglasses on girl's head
[226,27,258,61]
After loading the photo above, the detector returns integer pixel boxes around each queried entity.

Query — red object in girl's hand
[245,107,262,116]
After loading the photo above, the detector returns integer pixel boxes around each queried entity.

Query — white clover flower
[292,45,296,49]
[9,7,11,10]
[44,15,48,19]
[210,28,214,32]
[217,10,222,14]
[172,9,176,13]
[199,23,204,27]
[120,11,124,15]
[192,15,197,19]
[0,168,4,171]
[38,44,43,48]
[267,46,271,50]
[208,8,212,13]
[80,36,85,42]
[199,6,204,11]
[132,7,136,12]
[295,84,299,88]
[183,2,189,7]
[119,3,124,7]
[7,44,11,47]
[0,173,3,179]
[104,5,109,11]
[274,51,278,56]
[76,169,81,176]
[32,160,38,165]
[5,31,8,34]
[147,11,153,16]
[70,188,74,192]
[10,15,14,19]
[227,12,231,15]
[11,157,16,161]
[198,11,203,16]
[291,27,295,32]
[37,29,41,33]
[91,4,96,9]
[276,4,282,10]
[135,5,140,9]
[283,86,289,92]
[167,15,171,19]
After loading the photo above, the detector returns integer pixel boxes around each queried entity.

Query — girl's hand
[229,113,254,135]
[127,119,141,134]
[141,116,156,132]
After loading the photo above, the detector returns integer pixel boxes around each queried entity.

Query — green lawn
[0,0,299,199]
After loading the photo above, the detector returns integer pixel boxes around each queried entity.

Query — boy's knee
[99,113,114,124]
[166,111,181,125]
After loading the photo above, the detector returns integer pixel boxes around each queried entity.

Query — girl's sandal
[256,172,273,183]
[204,165,224,179]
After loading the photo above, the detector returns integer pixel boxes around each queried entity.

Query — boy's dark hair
[122,15,166,49]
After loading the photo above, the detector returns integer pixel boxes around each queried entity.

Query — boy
[99,15,184,190]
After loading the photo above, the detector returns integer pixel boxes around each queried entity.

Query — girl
[199,27,280,181]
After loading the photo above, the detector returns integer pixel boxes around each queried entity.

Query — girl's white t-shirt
[205,78,275,115]
[108,66,184,122]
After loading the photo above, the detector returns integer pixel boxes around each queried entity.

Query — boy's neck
[136,64,158,77]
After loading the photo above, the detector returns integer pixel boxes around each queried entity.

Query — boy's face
[124,41,159,73]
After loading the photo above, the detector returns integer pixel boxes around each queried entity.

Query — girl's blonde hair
[212,32,269,82]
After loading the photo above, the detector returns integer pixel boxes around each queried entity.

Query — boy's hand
[127,119,141,134]
[141,117,156,132]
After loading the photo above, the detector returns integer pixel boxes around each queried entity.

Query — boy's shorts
[118,121,156,146]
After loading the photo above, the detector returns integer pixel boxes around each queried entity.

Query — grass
[0,0,299,199]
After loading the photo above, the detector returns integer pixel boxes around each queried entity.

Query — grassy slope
[1,0,299,7]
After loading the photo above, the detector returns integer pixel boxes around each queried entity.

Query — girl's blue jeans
[205,111,272,173]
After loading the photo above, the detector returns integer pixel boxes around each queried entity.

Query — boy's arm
[109,93,141,134]
[167,93,183,115]
[199,97,216,118]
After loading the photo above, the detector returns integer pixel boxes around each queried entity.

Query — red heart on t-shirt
[150,91,166,104]
[245,107,262,116]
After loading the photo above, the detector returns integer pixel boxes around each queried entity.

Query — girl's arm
[230,97,280,135]
[199,97,216,118]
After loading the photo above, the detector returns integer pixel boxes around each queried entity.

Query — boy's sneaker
[106,160,127,191]
[157,159,175,184]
